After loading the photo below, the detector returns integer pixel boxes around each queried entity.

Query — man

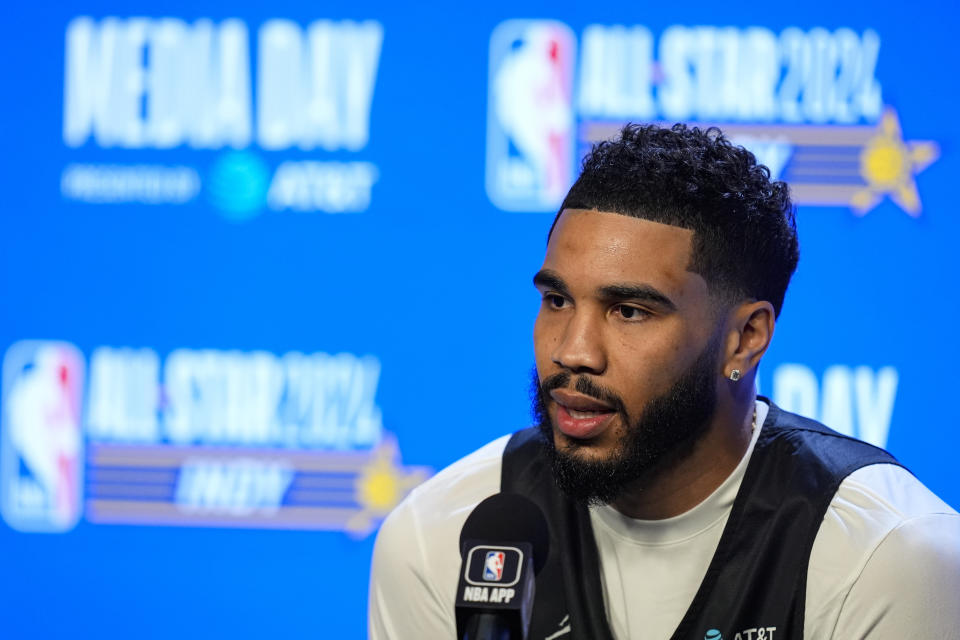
[369,124,960,639]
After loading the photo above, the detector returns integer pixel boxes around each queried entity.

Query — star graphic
[346,436,430,537]
[851,108,939,217]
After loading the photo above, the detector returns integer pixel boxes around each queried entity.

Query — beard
[532,336,721,505]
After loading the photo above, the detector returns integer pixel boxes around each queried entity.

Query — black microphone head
[459,493,550,574]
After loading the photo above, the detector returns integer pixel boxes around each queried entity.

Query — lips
[549,389,616,440]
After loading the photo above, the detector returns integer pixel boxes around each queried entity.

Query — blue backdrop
[1,0,957,637]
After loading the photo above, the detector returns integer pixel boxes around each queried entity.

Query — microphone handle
[461,612,514,640]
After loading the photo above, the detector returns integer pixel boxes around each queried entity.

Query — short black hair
[555,123,799,317]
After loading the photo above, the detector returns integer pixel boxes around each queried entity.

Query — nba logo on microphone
[0,341,85,532]
[485,19,576,212]
[483,550,506,581]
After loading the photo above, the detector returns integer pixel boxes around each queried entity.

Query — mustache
[539,371,627,415]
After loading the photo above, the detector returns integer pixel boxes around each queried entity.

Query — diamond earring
[728,369,742,381]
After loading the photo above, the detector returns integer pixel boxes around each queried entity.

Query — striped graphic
[85,437,429,537]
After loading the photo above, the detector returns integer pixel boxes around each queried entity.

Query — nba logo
[483,550,505,581]
[1,341,85,532]
[486,20,576,211]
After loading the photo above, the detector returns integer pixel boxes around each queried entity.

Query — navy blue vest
[500,400,901,640]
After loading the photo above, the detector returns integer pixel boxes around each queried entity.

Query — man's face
[533,209,721,502]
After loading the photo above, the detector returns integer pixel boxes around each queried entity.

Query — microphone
[455,493,550,640]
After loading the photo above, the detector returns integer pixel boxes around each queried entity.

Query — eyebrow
[533,269,678,311]
[532,270,572,298]
[597,283,677,311]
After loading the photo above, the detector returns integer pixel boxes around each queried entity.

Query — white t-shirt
[369,401,960,639]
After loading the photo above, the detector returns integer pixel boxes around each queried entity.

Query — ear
[722,301,776,381]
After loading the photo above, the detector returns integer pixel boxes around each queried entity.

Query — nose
[551,309,606,375]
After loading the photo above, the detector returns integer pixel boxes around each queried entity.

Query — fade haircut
[554,123,799,317]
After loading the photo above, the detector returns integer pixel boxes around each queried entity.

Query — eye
[612,304,650,321]
[543,293,568,309]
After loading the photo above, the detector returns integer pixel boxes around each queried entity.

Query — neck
[610,397,755,520]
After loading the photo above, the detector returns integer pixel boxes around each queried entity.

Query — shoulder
[374,432,511,573]
[369,434,511,639]
[811,463,958,580]
[806,463,960,639]
[765,403,897,470]
[400,432,512,529]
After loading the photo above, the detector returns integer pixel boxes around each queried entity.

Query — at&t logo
[706,627,777,640]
